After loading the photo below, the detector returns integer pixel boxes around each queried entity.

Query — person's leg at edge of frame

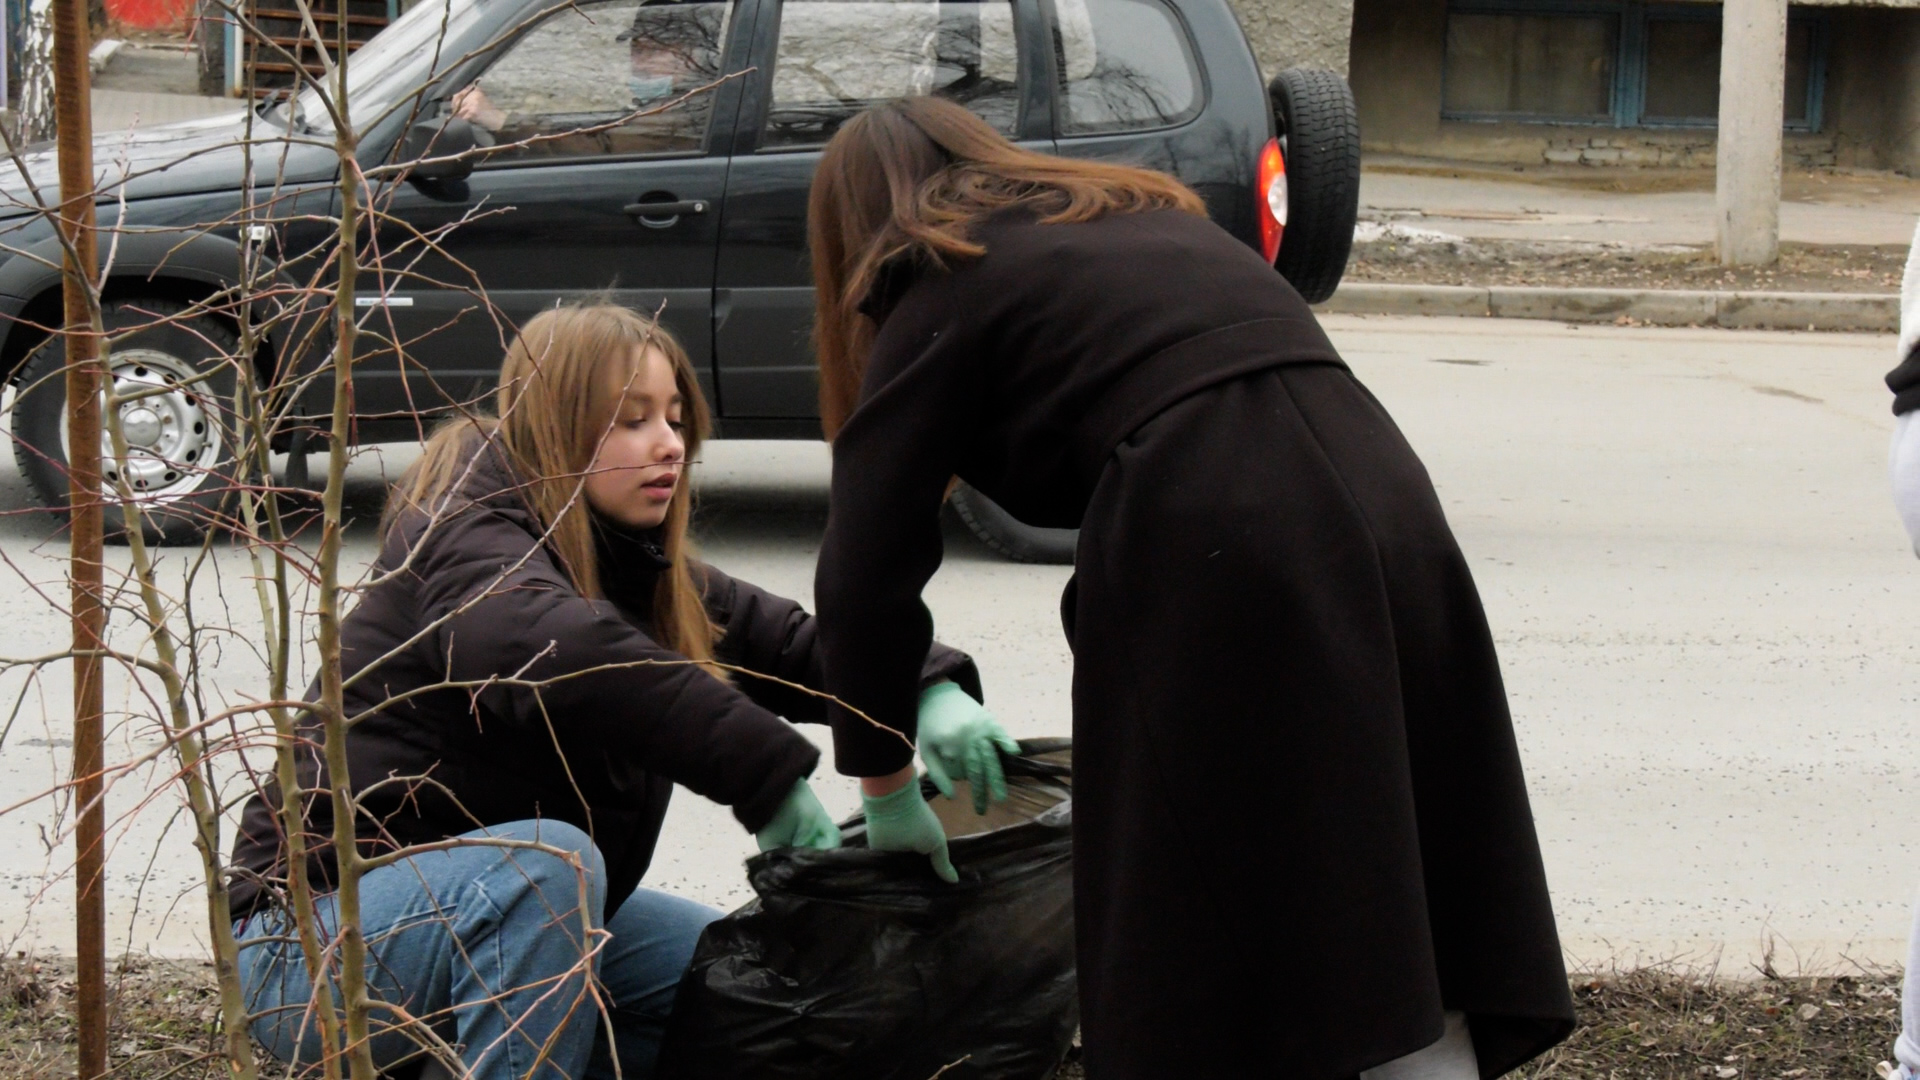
[1881,221,1920,1080]
[1879,890,1920,1080]
[234,819,608,1080]
[583,887,724,1080]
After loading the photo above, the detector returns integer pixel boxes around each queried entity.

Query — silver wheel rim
[60,348,222,503]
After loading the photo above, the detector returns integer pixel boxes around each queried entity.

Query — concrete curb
[1314,283,1899,332]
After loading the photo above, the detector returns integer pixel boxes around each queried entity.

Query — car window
[465,0,733,161]
[762,0,1021,149]
[1050,0,1202,135]
[293,0,488,134]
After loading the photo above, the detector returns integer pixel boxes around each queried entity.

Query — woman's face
[585,345,686,530]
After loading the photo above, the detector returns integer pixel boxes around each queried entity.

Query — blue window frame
[1441,0,1826,131]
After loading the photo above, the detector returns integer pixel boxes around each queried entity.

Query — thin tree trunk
[50,0,105,1072]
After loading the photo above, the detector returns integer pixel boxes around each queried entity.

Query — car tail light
[1257,137,1287,264]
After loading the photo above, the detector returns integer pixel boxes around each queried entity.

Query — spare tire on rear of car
[1268,67,1362,304]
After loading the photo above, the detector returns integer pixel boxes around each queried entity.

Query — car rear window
[1050,0,1203,135]
[762,0,1022,148]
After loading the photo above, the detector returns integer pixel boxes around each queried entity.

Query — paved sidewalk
[1340,158,1916,329]
[90,43,240,132]
[1363,156,1920,250]
[92,87,240,131]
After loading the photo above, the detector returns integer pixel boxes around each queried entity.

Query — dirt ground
[0,954,258,1080]
[1,954,1900,1080]
[1345,239,1908,294]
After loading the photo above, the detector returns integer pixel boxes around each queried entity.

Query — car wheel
[12,299,243,545]
[1269,67,1361,304]
[948,482,1076,565]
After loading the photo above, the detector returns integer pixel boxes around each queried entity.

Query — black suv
[0,0,1359,557]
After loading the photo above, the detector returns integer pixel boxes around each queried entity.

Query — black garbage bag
[657,739,1076,1080]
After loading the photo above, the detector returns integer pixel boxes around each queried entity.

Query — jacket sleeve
[409,504,819,832]
[813,284,986,776]
[699,563,985,726]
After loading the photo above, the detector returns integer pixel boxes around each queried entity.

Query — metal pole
[1715,0,1787,266]
[51,0,104,1071]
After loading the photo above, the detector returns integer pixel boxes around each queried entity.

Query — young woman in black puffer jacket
[226,305,1006,1080]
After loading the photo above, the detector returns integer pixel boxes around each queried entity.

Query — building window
[1442,12,1617,121]
[1442,1,1825,131]
[1641,16,1720,122]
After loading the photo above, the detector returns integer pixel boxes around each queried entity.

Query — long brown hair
[391,304,721,676]
[807,96,1206,436]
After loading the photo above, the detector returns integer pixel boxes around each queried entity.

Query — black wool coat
[813,208,1574,1079]
[228,442,978,919]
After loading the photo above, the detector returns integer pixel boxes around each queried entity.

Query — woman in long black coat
[806,98,1576,1079]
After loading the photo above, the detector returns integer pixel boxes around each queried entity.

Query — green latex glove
[861,780,959,883]
[755,778,843,852]
[916,681,1022,815]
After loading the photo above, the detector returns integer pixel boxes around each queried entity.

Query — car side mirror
[399,117,488,182]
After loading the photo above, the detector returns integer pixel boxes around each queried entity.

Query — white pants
[1894,416,1920,1075]
[1897,893,1920,1075]
[1362,1012,1480,1080]
[1883,217,1920,1079]
[1885,432,1920,1075]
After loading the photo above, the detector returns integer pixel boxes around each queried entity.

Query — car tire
[12,299,243,545]
[1269,67,1361,304]
[948,482,1077,565]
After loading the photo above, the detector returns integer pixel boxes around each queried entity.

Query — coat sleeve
[410,504,820,832]
[699,563,985,727]
[813,288,985,776]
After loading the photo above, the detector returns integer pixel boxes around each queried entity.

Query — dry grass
[0,953,251,1080]
[1054,970,1901,1080]
[1513,970,1900,1080]
[0,954,1901,1080]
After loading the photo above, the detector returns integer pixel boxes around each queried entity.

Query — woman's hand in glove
[916,681,1022,815]
[755,778,843,852]
[861,777,959,883]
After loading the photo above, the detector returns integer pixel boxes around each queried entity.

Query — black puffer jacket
[229,442,978,917]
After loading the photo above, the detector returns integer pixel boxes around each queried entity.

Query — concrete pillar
[1715,0,1787,266]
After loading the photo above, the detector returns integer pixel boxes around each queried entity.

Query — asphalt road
[0,314,1911,975]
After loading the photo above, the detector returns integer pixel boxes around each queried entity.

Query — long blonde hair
[808,97,1204,437]
[391,304,721,675]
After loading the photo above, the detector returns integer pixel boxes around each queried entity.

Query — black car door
[1037,0,1258,233]
[709,0,1051,432]
[354,0,752,423]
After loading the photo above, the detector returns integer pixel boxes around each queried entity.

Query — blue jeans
[235,820,720,1080]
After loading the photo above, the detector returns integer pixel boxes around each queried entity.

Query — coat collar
[854,208,1039,326]
[856,253,925,326]
[592,513,672,608]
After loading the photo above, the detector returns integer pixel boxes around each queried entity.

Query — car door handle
[623,199,709,219]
